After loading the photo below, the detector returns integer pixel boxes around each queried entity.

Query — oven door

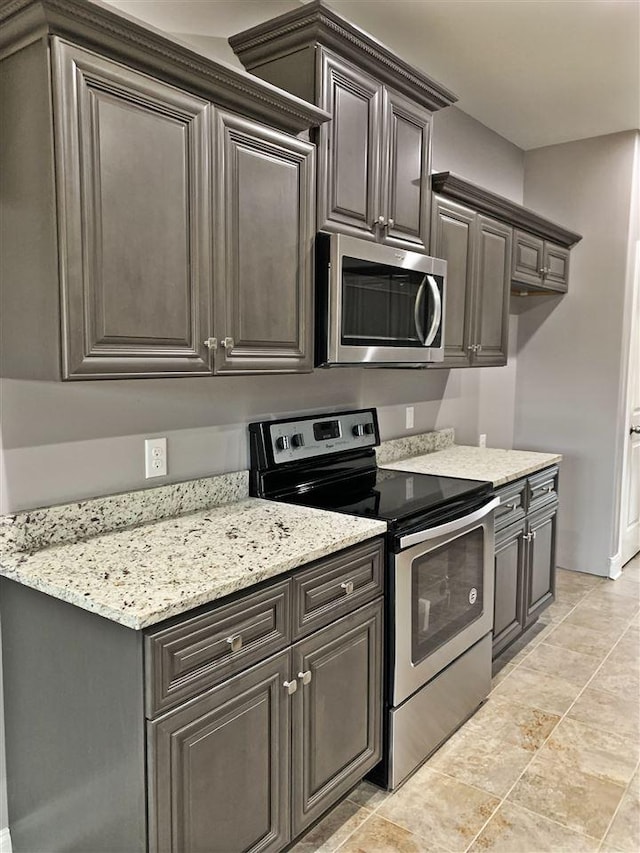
[392,497,499,706]
[322,233,446,366]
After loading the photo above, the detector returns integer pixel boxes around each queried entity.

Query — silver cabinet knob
[221,337,234,350]
[630,425,640,435]
[298,670,312,686]
[340,580,354,595]
[387,217,394,228]
[283,679,298,695]
[203,337,218,349]
[376,215,386,226]
[226,635,242,653]
[476,344,482,353]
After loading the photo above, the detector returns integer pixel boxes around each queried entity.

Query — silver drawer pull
[298,670,312,686]
[542,485,554,493]
[283,679,298,695]
[226,634,242,653]
[502,503,517,512]
[340,580,354,595]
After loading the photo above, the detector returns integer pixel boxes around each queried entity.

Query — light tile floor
[293,554,640,853]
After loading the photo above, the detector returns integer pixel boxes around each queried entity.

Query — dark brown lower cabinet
[148,651,291,853]
[492,468,559,659]
[292,601,382,837]
[148,599,383,853]
[525,504,557,624]
[493,519,527,657]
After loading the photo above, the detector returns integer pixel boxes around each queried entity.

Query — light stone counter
[0,499,386,630]
[381,445,561,486]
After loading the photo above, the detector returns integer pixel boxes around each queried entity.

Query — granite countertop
[381,445,561,486]
[0,498,386,630]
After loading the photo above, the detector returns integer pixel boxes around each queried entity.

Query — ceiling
[102,0,639,150]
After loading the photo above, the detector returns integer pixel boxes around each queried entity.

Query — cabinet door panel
[430,196,475,367]
[382,91,431,251]
[53,40,213,378]
[473,216,512,366]
[493,520,526,658]
[148,651,291,853]
[526,504,558,624]
[543,243,570,292]
[291,600,382,837]
[319,52,382,238]
[512,230,544,288]
[215,111,315,373]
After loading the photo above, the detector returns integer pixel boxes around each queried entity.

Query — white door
[621,239,640,566]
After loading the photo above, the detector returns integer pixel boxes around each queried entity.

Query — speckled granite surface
[376,428,455,465]
[381,445,561,486]
[0,499,386,630]
[0,471,250,555]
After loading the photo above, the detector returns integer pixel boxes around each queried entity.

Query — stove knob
[275,435,290,452]
[352,424,366,437]
[364,422,375,435]
[291,433,305,448]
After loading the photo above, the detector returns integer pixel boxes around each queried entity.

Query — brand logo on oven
[468,588,478,605]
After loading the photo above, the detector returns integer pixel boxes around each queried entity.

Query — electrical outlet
[145,437,167,478]
[478,433,487,448]
[405,406,414,430]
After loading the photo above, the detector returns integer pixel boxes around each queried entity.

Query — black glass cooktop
[280,467,492,527]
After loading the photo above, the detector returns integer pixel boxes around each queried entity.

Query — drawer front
[495,479,526,532]
[527,466,559,513]
[292,538,384,640]
[145,580,291,717]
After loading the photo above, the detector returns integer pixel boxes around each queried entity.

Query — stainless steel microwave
[315,232,446,367]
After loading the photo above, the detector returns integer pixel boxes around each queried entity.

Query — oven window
[341,257,442,348]
[411,528,484,664]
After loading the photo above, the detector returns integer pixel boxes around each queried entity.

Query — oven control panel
[263,409,379,465]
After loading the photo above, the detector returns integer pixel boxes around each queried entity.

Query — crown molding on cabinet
[0,0,331,134]
[431,171,582,248]
[228,0,457,113]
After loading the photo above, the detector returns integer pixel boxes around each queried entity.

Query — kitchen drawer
[292,537,384,640]
[526,466,558,514]
[145,580,291,717]
[494,479,526,532]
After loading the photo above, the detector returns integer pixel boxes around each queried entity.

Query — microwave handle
[423,275,442,347]
[413,277,427,344]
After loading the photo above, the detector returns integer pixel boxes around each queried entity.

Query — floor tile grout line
[596,756,640,852]
[464,588,639,851]
[334,575,638,853]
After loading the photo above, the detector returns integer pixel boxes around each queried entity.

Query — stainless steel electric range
[249,407,498,790]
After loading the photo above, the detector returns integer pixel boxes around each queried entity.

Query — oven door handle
[398,496,500,549]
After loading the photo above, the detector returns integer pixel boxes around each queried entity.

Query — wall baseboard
[0,827,11,853]
[608,552,623,580]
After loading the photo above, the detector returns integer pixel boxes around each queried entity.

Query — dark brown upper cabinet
[229,0,456,254]
[53,41,214,379]
[512,231,570,293]
[432,173,581,296]
[430,196,512,368]
[0,0,328,380]
[213,111,315,374]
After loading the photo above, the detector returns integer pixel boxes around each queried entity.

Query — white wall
[515,131,638,576]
